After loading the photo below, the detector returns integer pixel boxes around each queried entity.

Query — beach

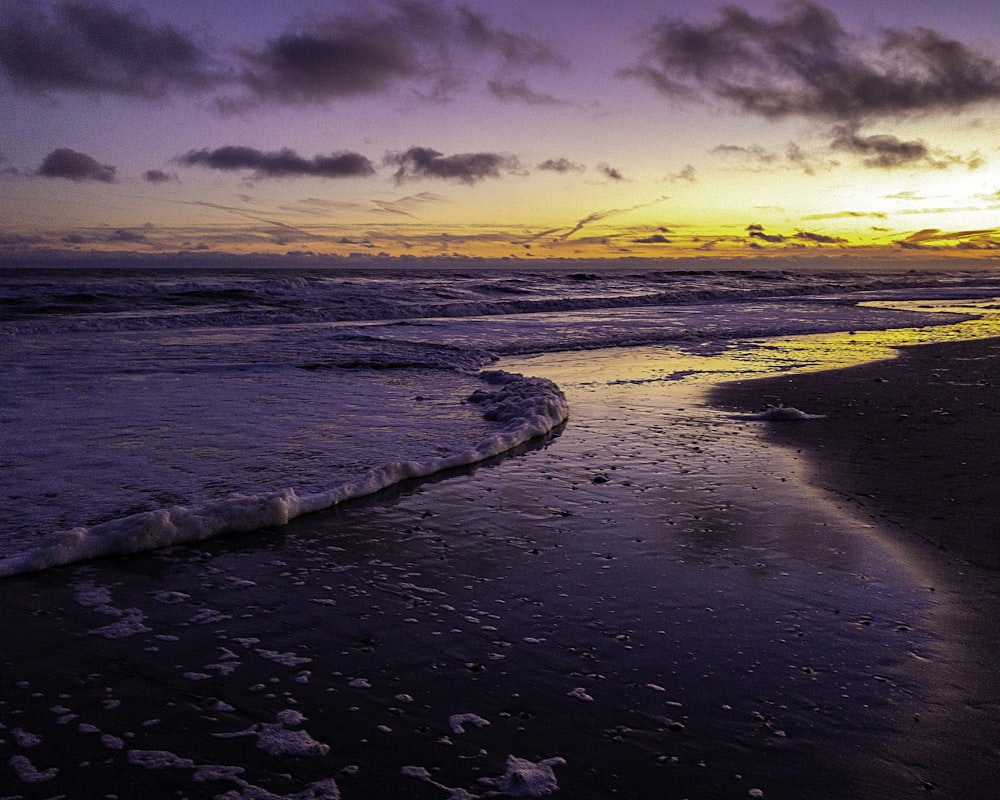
[711,335,1000,799]
[4,268,1000,799]
[3,333,998,798]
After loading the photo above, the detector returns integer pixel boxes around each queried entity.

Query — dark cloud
[386,147,522,185]
[537,158,585,174]
[829,125,929,168]
[795,230,846,244]
[235,14,427,106]
[634,233,672,244]
[746,223,785,243]
[598,163,625,181]
[37,148,116,182]
[488,78,566,105]
[622,0,1000,121]
[144,169,176,183]
[0,1,218,98]
[178,146,375,179]
[829,124,984,169]
[230,2,567,108]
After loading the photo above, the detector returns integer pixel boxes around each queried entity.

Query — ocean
[3,263,1000,798]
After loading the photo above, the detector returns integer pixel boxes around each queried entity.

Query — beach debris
[736,405,825,421]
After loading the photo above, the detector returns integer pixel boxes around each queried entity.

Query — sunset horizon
[3,0,1000,264]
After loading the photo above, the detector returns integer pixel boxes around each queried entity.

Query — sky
[2,0,1000,264]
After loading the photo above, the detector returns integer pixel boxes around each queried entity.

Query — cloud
[0,1,219,98]
[178,146,375,179]
[386,147,522,184]
[537,158,585,174]
[144,169,176,183]
[558,196,670,240]
[712,141,830,174]
[456,7,567,69]
[622,0,1000,121]
[829,124,985,170]
[829,125,929,168]
[746,223,785,243]
[369,191,447,216]
[598,163,625,181]
[235,11,430,106]
[896,227,1000,249]
[228,2,567,108]
[795,230,846,244]
[802,209,888,220]
[711,144,778,164]
[487,78,567,105]
[669,164,697,183]
[634,233,672,244]
[106,228,147,243]
[37,148,116,182]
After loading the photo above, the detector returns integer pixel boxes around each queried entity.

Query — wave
[6,267,1000,334]
[0,371,568,577]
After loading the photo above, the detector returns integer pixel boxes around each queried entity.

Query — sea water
[4,263,1000,576]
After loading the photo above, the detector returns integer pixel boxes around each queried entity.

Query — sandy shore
[710,336,1000,573]
[710,335,1000,798]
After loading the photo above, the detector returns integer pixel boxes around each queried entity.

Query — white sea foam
[448,712,490,734]
[481,755,566,797]
[8,754,58,784]
[0,371,567,576]
[738,405,826,421]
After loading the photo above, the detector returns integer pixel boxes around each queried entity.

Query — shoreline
[708,335,1000,574]
[709,335,1000,798]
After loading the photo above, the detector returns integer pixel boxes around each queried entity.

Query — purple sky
[2,0,1000,262]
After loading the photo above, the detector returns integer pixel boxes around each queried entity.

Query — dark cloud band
[178,146,375,179]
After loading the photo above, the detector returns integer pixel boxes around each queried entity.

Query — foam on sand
[736,405,825,421]
[0,371,568,577]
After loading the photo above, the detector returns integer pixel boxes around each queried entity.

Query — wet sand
[711,335,1000,799]
[1,344,995,799]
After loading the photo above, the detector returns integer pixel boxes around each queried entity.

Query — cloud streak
[622,0,1000,121]
[178,146,375,179]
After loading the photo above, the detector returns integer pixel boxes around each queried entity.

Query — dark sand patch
[711,335,1000,799]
